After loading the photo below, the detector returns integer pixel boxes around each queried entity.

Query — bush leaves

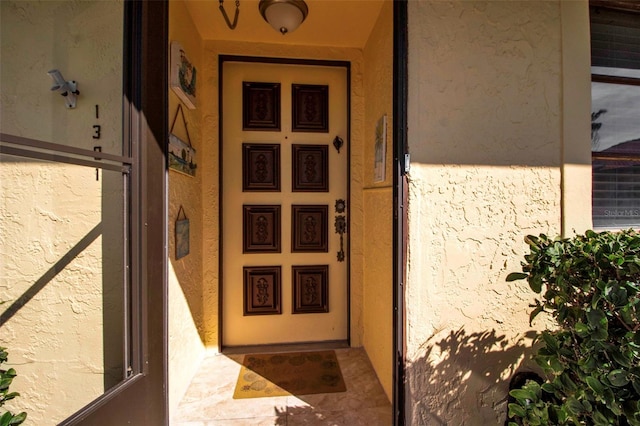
[507,230,640,425]
[0,347,26,425]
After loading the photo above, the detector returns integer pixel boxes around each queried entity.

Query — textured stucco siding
[363,0,394,401]
[1,1,124,155]
[200,40,367,349]
[0,1,124,423]
[168,0,207,420]
[406,166,559,425]
[560,1,593,235]
[0,164,107,424]
[405,1,580,423]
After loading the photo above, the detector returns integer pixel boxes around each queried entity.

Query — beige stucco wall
[0,1,125,423]
[168,0,206,420]
[405,1,591,424]
[561,0,593,236]
[200,41,367,350]
[363,0,394,401]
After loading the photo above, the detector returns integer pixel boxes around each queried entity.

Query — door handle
[334,199,346,262]
[333,136,344,153]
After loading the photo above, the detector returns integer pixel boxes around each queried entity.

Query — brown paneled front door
[222,60,349,347]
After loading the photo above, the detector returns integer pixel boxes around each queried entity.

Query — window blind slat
[591,7,640,70]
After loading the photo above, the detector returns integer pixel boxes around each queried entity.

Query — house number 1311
[93,105,101,181]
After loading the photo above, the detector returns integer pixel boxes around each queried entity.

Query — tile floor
[174,347,392,425]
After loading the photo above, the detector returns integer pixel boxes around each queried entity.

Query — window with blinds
[590,6,640,228]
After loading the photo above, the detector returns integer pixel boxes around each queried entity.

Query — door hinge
[404,153,410,174]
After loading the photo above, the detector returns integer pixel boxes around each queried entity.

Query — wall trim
[392,0,408,425]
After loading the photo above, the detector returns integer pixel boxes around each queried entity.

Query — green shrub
[506,230,640,426]
[0,347,26,426]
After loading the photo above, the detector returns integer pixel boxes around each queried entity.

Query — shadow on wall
[0,223,102,328]
[0,222,124,390]
[169,257,207,344]
[407,328,539,425]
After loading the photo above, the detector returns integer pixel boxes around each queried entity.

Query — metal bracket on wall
[219,0,240,29]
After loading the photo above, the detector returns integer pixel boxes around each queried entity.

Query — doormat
[233,350,347,399]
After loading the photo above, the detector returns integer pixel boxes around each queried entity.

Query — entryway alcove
[167,0,395,423]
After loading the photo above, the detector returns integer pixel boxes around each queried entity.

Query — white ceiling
[184,0,385,48]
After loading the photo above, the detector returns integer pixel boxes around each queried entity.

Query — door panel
[222,62,348,347]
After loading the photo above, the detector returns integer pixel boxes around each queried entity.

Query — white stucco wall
[405,1,591,423]
[0,1,125,424]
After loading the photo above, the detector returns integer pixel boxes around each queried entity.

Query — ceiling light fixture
[259,0,309,35]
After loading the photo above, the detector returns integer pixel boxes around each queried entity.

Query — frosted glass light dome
[259,0,308,35]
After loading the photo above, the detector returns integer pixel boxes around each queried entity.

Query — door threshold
[221,340,349,355]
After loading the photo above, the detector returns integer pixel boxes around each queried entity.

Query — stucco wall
[405,1,591,423]
[561,0,593,235]
[168,0,206,420]
[0,1,124,423]
[363,0,394,401]
[200,41,367,350]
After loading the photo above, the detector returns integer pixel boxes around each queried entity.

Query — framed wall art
[242,143,280,191]
[175,206,190,260]
[374,114,387,183]
[169,134,196,177]
[292,144,328,192]
[170,41,196,109]
[168,104,197,177]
